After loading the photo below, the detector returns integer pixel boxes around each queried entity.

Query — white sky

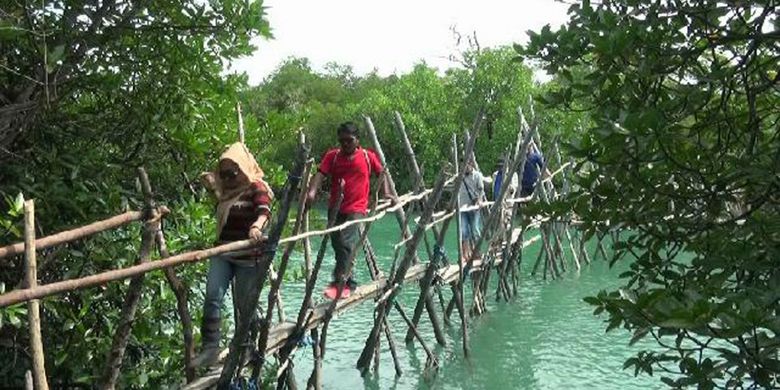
[229,0,571,85]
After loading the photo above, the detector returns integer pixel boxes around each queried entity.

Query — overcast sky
[228,0,571,84]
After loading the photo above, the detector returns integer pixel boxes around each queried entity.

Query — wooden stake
[392,112,447,346]
[451,133,470,357]
[306,328,322,390]
[355,170,449,373]
[237,102,245,144]
[362,238,403,377]
[24,200,49,390]
[25,370,33,390]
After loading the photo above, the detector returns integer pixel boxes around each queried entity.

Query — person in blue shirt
[520,150,547,197]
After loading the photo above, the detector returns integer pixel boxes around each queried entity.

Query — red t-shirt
[319,147,383,214]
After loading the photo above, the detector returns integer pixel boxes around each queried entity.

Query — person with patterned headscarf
[192,142,274,367]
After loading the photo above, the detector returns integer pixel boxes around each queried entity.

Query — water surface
[273,216,661,389]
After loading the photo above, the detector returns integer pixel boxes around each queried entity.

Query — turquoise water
[271,215,662,389]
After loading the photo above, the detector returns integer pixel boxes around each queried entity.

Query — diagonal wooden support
[355,170,449,373]
[272,191,343,387]
[391,112,449,345]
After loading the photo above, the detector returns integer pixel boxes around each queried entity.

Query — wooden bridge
[0,108,609,389]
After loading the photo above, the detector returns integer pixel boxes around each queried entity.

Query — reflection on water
[270,217,662,390]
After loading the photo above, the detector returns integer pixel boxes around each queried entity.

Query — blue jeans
[200,255,264,345]
[460,210,482,241]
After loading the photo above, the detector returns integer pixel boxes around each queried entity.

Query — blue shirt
[521,153,544,189]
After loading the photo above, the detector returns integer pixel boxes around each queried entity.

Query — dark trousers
[329,211,364,283]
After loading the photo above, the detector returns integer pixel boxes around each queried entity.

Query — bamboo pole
[451,133,470,357]
[237,102,245,144]
[392,112,448,346]
[25,370,33,390]
[0,210,147,260]
[355,170,448,373]
[217,142,309,388]
[362,237,403,377]
[273,185,345,387]
[24,200,49,390]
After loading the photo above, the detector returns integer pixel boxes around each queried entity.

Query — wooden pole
[24,200,50,390]
[355,170,448,373]
[299,160,314,280]
[99,168,158,390]
[392,112,448,346]
[0,210,147,260]
[451,133,470,357]
[272,184,344,386]
[362,238,403,377]
[237,102,245,144]
[306,327,322,390]
[24,370,33,390]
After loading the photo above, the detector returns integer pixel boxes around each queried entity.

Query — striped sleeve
[251,181,273,217]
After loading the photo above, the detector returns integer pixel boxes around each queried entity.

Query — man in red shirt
[306,121,393,299]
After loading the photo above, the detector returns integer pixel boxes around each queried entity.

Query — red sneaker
[323,282,352,300]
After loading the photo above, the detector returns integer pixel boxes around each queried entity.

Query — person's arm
[369,150,397,204]
[306,172,326,207]
[476,172,485,196]
[380,171,398,204]
[249,181,273,241]
[249,215,269,241]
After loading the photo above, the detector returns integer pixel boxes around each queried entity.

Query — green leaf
[13,192,24,214]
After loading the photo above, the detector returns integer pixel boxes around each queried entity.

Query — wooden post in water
[275,185,344,386]
[390,112,448,346]
[450,132,470,357]
[24,200,50,390]
[261,134,313,357]
[300,160,314,280]
[355,170,449,373]
[99,168,157,390]
[361,236,404,377]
